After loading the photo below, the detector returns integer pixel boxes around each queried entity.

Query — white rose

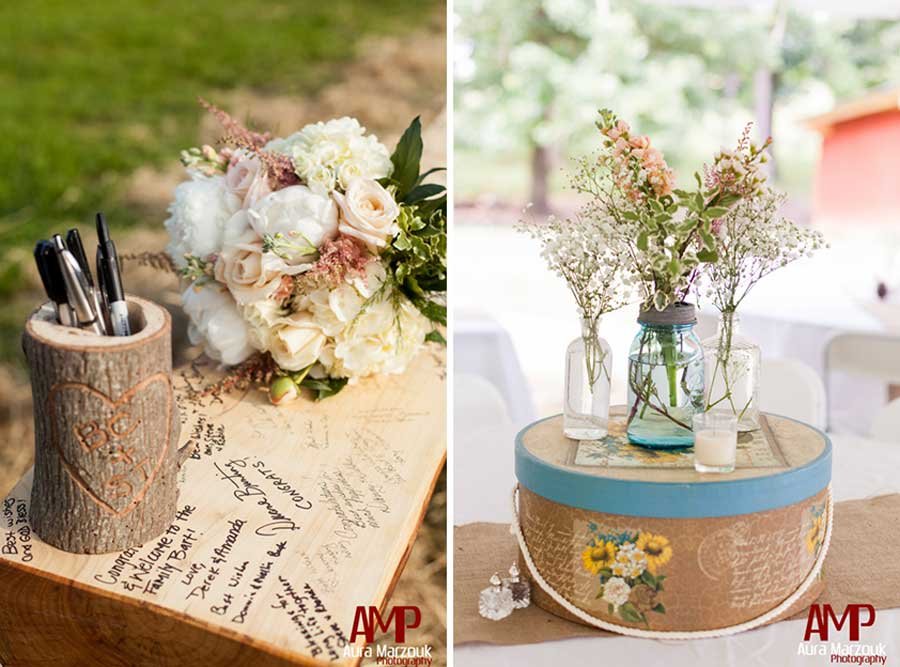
[181,282,255,365]
[247,186,338,274]
[601,577,631,611]
[305,163,337,196]
[214,227,284,305]
[224,150,271,208]
[242,299,286,351]
[267,311,327,371]
[164,175,240,268]
[334,179,400,248]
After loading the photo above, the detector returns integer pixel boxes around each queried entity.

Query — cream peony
[247,186,339,274]
[334,179,400,248]
[181,282,256,365]
[267,311,327,371]
[164,175,240,269]
[266,117,392,195]
[224,150,271,208]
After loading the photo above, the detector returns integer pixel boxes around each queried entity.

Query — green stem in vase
[661,330,678,408]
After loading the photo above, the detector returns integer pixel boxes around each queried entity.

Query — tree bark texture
[22,296,183,554]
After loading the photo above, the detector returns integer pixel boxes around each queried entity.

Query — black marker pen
[95,212,131,336]
[34,240,73,325]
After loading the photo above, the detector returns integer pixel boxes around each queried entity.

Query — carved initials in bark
[49,373,173,516]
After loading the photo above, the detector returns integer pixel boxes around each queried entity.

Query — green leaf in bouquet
[415,166,446,185]
[425,330,446,345]
[694,171,703,188]
[640,570,657,589]
[666,257,681,278]
[636,231,649,251]
[652,291,668,311]
[696,248,718,263]
[652,603,666,614]
[653,212,670,227]
[704,206,730,219]
[403,274,425,297]
[411,297,446,325]
[415,193,447,218]
[608,603,614,613]
[622,210,640,221]
[403,183,445,205]
[699,229,716,251]
[389,116,423,199]
[299,376,348,401]
[714,192,741,208]
[619,602,645,624]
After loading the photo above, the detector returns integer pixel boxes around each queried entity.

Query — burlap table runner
[454,493,900,645]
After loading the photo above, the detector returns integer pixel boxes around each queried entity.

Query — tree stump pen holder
[22,295,186,554]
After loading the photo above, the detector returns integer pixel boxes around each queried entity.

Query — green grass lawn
[0,0,439,287]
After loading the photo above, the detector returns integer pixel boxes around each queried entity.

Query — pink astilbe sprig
[703,123,772,199]
[294,237,372,292]
[198,98,299,190]
[257,150,301,190]
[198,97,270,149]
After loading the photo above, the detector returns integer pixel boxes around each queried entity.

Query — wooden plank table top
[0,349,446,666]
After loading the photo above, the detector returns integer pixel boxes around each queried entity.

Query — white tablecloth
[454,407,900,664]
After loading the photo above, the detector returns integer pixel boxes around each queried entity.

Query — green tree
[456,0,900,204]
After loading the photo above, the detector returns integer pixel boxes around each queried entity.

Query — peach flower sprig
[571,109,757,312]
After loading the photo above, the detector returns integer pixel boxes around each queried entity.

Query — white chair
[453,373,513,444]
[454,312,537,428]
[871,397,900,444]
[759,359,827,431]
[453,373,518,524]
[825,333,900,431]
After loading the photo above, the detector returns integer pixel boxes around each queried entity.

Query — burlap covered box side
[518,485,828,632]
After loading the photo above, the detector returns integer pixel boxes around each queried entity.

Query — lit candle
[692,412,737,473]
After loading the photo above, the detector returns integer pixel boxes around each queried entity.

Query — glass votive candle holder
[692,411,738,473]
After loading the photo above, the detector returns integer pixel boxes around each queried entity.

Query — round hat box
[514,408,832,634]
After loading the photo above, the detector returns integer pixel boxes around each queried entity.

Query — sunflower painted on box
[580,524,672,625]
[805,502,827,556]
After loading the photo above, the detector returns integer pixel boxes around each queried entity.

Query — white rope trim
[512,484,833,639]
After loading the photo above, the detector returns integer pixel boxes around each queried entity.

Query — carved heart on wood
[48,373,173,516]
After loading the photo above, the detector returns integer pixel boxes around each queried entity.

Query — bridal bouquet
[164,101,446,403]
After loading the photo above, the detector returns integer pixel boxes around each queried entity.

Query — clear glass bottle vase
[564,318,612,440]
[626,303,704,448]
[701,311,760,432]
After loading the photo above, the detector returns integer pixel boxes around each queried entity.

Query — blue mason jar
[626,302,704,448]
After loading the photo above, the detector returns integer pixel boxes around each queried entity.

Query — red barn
[807,88,900,227]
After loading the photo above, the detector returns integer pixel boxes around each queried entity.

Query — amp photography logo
[799,603,887,665]
[343,605,433,665]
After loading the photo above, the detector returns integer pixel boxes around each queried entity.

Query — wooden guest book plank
[0,349,446,666]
